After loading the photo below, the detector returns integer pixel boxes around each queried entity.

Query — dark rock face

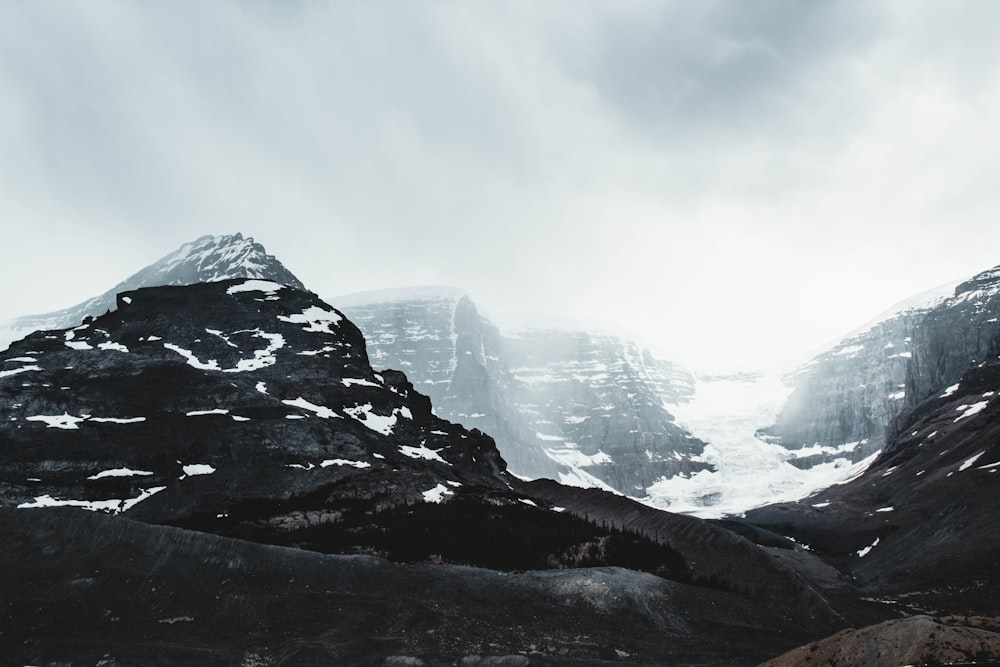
[905,267,1000,410]
[765,265,1000,469]
[0,233,304,349]
[0,279,507,522]
[336,288,708,495]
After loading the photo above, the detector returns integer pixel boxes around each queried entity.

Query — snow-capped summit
[0,234,303,350]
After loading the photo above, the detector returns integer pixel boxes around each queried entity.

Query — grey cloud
[560,1,885,146]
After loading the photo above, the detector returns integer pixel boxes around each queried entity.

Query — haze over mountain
[4,3,1000,371]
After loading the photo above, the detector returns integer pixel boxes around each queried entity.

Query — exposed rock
[760,615,1000,667]
[335,287,708,495]
[765,265,1000,470]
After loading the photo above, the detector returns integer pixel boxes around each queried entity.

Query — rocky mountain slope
[335,288,709,496]
[0,277,845,666]
[764,266,1000,469]
[746,342,1000,618]
[0,233,302,350]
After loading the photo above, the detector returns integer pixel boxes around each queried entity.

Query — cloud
[2,1,1000,370]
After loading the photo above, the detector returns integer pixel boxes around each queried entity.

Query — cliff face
[766,265,1000,468]
[763,310,924,466]
[904,267,1000,412]
[501,327,705,493]
[336,288,709,494]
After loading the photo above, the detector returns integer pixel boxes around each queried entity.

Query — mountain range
[3,233,1000,665]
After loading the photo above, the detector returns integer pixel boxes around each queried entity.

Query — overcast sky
[2,1,1000,371]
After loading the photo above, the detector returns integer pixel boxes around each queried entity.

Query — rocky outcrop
[904,267,1000,411]
[336,287,709,495]
[0,233,303,350]
[761,615,1000,667]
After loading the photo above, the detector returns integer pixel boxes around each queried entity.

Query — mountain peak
[1,234,304,351]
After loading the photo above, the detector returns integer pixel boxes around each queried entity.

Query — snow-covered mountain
[765,264,1000,468]
[0,277,841,666]
[0,233,302,350]
[334,287,711,495]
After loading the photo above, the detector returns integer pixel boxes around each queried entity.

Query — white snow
[88,417,146,424]
[0,365,41,379]
[557,467,620,494]
[277,305,342,334]
[422,483,453,503]
[163,331,285,373]
[226,279,284,295]
[281,397,342,419]
[342,378,381,388]
[544,447,613,468]
[812,502,831,508]
[64,340,93,350]
[186,409,229,416]
[163,343,220,370]
[959,451,985,472]
[227,331,286,372]
[518,498,537,506]
[26,413,87,429]
[88,468,154,480]
[297,346,337,356]
[857,537,880,558]
[875,506,895,513]
[644,372,879,518]
[98,341,129,353]
[941,383,961,398]
[344,404,410,435]
[255,381,268,394]
[17,486,166,513]
[399,443,449,464]
[121,296,132,304]
[6,357,37,363]
[954,401,989,422]
[181,464,215,477]
[319,459,372,469]
[835,344,865,356]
